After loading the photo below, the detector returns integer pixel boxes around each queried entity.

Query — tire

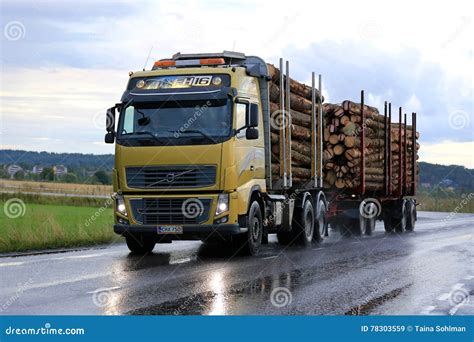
[394,202,407,233]
[365,216,376,235]
[233,201,262,256]
[405,200,416,231]
[313,200,326,242]
[126,235,156,254]
[292,199,315,246]
[351,214,367,236]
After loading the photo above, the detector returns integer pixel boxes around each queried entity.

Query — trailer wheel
[313,200,326,242]
[365,216,376,235]
[233,201,262,256]
[394,203,407,233]
[405,200,416,231]
[126,235,156,254]
[350,213,367,236]
[292,199,315,246]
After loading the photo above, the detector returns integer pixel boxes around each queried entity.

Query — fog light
[214,215,228,224]
[215,193,229,215]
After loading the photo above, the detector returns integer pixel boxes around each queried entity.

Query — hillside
[0,150,472,191]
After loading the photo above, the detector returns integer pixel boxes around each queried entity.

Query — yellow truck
[105,51,417,255]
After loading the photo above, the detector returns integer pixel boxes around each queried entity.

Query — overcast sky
[0,0,472,167]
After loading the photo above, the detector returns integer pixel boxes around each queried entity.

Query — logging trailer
[105,51,418,255]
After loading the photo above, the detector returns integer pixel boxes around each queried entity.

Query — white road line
[170,257,192,264]
[262,256,278,260]
[86,286,121,294]
[312,248,324,251]
[420,306,436,314]
[437,293,451,301]
[0,261,25,267]
[0,251,122,267]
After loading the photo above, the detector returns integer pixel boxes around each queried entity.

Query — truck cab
[106,51,283,255]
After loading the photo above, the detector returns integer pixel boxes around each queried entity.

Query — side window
[122,106,134,134]
[235,103,248,138]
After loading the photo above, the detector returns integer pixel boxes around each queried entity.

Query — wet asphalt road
[0,211,473,316]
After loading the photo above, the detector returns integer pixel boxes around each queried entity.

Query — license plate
[157,225,183,234]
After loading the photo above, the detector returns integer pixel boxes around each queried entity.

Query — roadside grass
[0,192,113,208]
[0,201,120,253]
[0,179,112,196]
[416,193,473,213]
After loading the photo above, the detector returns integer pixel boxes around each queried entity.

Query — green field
[0,201,120,253]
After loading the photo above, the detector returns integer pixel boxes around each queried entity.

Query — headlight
[215,193,229,215]
[116,195,127,216]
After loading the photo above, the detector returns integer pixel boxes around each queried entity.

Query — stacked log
[267,64,420,192]
[322,100,420,191]
[268,64,323,182]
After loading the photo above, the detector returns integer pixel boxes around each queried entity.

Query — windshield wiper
[121,131,162,143]
[172,129,216,142]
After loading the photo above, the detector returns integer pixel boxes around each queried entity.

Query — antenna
[142,46,153,71]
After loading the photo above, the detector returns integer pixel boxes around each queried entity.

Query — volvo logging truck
[105,51,418,255]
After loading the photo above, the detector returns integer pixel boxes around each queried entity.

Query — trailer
[105,51,418,255]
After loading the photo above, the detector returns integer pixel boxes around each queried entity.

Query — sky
[0,0,473,167]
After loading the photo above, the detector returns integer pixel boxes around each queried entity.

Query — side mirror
[248,103,259,127]
[106,107,116,131]
[246,127,259,140]
[105,132,115,144]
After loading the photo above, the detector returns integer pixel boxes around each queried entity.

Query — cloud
[0,0,472,167]
[284,41,472,143]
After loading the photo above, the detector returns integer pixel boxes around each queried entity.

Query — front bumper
[114,223,245,240]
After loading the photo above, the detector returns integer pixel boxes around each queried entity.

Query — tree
[93,170,111,185]
[63,173,78,183]
[40,167,54,181]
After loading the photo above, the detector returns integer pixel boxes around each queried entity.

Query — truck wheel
[405,200,416,231]
[292,199,315,246]
[125,235,156,254]
[351,214,367,236]
[365,216,376,235]
[394,203,407,233]
[313,200,326,242]
[234,201,262,256]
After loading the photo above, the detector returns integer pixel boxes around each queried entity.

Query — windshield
[117,99,232,146]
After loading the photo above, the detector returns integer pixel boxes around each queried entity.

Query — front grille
[126,165,216,189]
[130,198,212,224]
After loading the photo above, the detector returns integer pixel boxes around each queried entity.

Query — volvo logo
[165,173,176,182]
